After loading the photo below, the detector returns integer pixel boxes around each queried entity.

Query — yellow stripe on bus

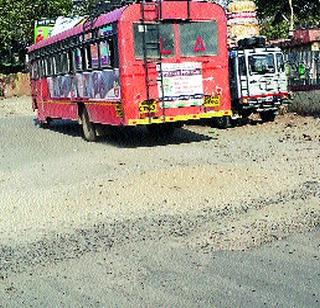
[128,110,232,125]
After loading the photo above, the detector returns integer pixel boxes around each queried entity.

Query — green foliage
[255,0,320,39]
[0,0,72,71]
[73,0,98,15]
[0,0,125,72]
[73,0,124,16]
[260,21,290,40]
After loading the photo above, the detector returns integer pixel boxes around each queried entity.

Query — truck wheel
[241,110,252,119]
[260,111,276,123]
[81,107,97,142]
[215,116,231,129]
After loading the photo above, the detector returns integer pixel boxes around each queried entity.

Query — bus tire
[215,116,231,129]
[81,107,97,142]
[36,118,50,129]
[241,110,252,119]
[260,111,276,123]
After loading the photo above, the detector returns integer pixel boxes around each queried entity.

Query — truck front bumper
[242,97,288,112]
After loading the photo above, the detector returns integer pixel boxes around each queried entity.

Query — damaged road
[0,97,319,306]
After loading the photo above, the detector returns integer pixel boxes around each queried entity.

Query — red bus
[28,0,231,141]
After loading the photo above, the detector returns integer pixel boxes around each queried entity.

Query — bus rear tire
[260,111,276,123]
[215,116,231,129]
[81,108,97,142]
[36,118,50,129]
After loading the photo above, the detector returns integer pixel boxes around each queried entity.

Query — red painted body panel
[86,103,122,125]
[42,102,78,121]
[33,79,78,121]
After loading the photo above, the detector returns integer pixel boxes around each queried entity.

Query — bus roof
[28,7,126,53]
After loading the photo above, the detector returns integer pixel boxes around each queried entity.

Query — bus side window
[38,60,42,78]
[31,62,37,80]
[40,59,45,78]
[91,43,99,69]
[81,48,88,71]
[99,41,110,67]
[47,58,52,76]
[74,48,82,72]
[85,45,92,70]
[43,59,48,77]
[55,55,62,74]
[109,36,119,68]
[36,60,41,79]
[68,50,74,73]
[62,53,69,74]
[52,56,57,76]
[238,56,246,76]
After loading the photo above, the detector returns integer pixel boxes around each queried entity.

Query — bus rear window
[180,22,217,57]
[134,24,174,58]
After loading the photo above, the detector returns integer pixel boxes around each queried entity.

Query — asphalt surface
[0,230,319,307]
[0,97,319,306]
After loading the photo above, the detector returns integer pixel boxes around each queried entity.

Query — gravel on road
[0,96,319,305]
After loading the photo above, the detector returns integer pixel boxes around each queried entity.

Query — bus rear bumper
[127,110,232,126]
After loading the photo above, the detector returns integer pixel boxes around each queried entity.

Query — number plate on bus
[139,101,157,113]
[204,96,221,107]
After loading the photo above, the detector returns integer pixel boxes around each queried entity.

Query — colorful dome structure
[227,0,260,47]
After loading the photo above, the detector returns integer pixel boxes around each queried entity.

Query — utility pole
[288,0,294,37]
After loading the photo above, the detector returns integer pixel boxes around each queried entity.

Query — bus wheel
[260,111,276,123]
[147,123,175,139]
[241,110,252,120]
[215,116,231,129]
[81,108,97,142]
[35,118,50,129]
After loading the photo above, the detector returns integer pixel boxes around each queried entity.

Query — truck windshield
[248,54,275,75]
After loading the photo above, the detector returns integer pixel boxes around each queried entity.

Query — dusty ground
[0,230,319,307]
[0,96,319,306]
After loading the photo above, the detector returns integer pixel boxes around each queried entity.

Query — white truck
[229,37,288,122]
